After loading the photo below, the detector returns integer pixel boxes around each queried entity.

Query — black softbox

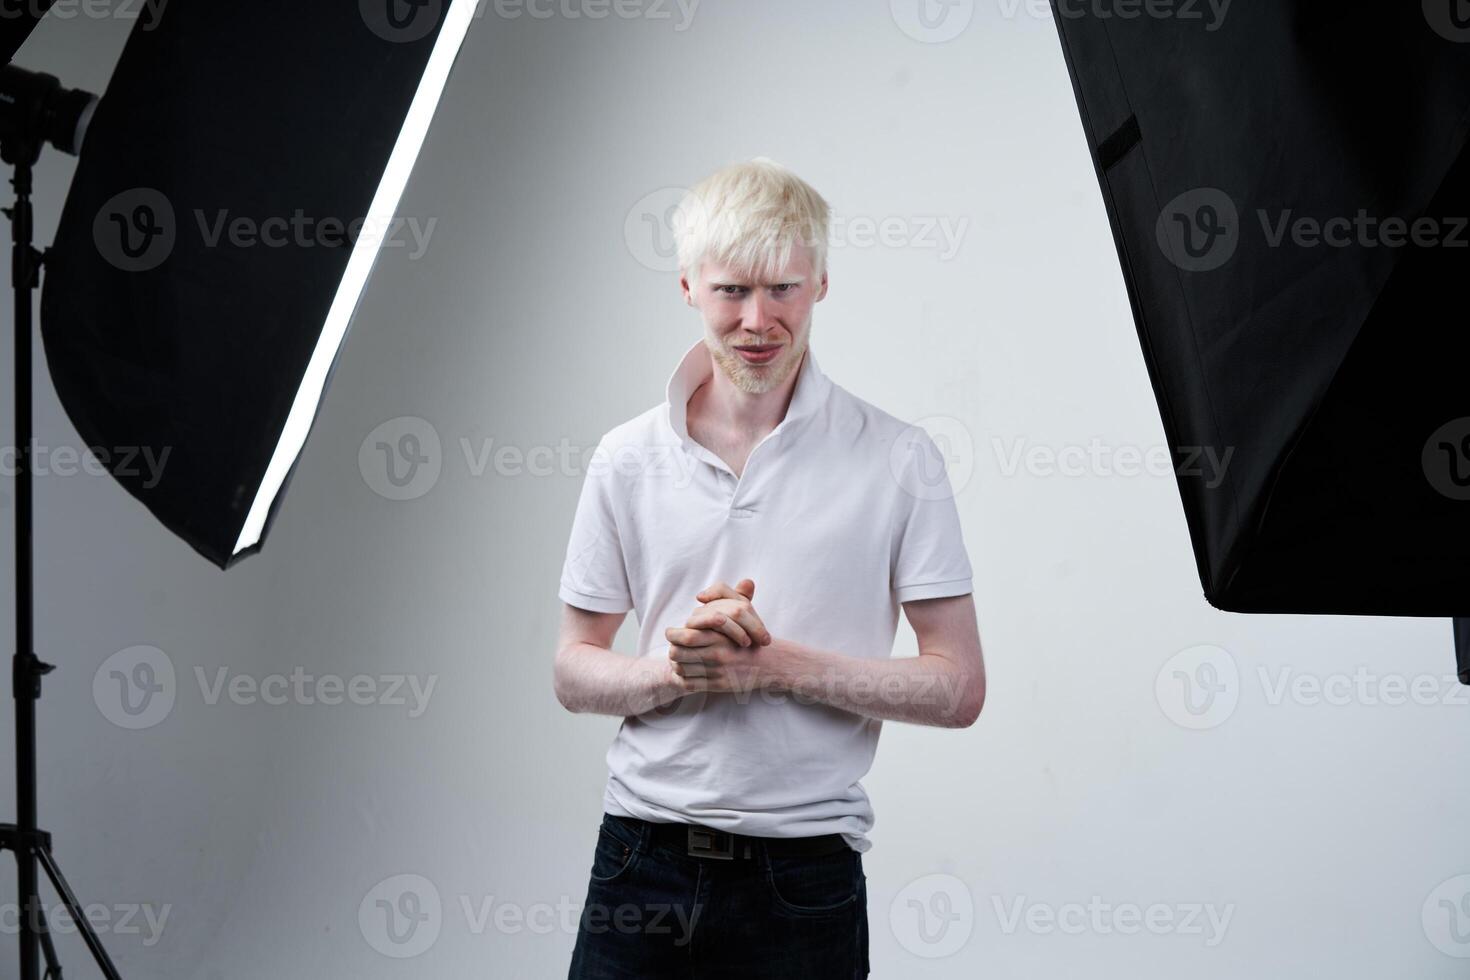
[1048,5,1470,658]
[39,1,474,568]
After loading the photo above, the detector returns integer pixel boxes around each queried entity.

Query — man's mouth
[734,343,782,364]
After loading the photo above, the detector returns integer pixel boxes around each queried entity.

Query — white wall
[7,2,1469,976]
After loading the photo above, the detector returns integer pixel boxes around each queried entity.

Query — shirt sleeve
[558,437,635,614]
[890,427,974,604]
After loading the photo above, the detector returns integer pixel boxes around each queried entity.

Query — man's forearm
[554,643,673,717]
[763,639,982,728]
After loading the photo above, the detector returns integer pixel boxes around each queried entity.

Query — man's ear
[816,270,829,302]
[680,271,695,307]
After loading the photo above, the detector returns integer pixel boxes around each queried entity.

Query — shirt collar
[665,339,831,452]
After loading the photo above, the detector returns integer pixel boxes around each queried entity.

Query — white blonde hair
[672,157,831,286]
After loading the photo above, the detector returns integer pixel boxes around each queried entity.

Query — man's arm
[765,593,985,728]
[554,602,676,717]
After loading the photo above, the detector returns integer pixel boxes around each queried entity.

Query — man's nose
[741,291,778,331]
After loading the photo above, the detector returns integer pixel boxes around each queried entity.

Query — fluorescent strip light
[232,0,477,557]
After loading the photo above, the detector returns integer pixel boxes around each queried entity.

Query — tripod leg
[34,844,124,980]
[34,903,63,980]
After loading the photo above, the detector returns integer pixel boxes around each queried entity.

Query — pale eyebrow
[709,274,807,289]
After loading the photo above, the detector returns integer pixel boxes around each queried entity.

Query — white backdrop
[6,1,1469,976]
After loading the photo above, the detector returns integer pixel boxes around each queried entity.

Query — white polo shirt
[559,339,973,853]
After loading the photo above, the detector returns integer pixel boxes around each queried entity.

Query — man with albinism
[555,156,984,978]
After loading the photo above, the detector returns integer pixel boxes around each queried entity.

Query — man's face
[681,244,829,395]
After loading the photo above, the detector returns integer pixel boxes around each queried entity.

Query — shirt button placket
[716,469,738,517]
[727,464,756,520]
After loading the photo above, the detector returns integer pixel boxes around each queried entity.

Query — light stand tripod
[0,66,121,980]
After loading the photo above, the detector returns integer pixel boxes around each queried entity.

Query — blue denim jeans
[568,813,869,978]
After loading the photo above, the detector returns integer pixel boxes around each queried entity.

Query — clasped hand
[663,578,777,694]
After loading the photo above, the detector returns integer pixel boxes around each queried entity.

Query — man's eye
[715,284,796,296]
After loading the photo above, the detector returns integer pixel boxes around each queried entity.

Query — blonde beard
[706,333,809,395]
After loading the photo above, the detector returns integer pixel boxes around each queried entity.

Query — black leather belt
[616,815,851,861]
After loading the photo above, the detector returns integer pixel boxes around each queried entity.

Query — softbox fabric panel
[41,2,463,568]
[1049,5,1470,615]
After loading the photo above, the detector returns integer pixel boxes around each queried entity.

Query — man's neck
[690,347,805,444]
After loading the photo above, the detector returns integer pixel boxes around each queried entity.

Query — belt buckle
[687,826,735,860]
